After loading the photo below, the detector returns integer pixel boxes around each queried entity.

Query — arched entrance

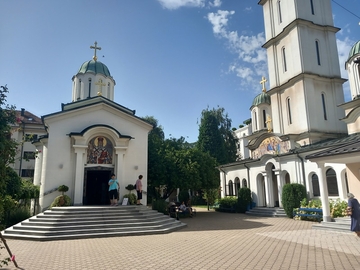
[83,168,113,205]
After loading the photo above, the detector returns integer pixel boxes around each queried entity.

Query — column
[39,140,48,211]
[32,143,43,214]
[115,147,127,202]
[73,146,87,205]
[262,173,273,207]
[274,170,283,207]
[317,162,331,222]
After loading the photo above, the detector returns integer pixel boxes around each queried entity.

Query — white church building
[33,43,152,211]
[218,0,360,222]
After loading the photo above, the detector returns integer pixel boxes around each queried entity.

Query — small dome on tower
[346,41,360,63]
[78,60,111,77]
[251,92,271,108]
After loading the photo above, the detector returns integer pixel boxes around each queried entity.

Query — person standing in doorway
[347,193,360,237]
[135,175,143,205]
[108,174,119,206]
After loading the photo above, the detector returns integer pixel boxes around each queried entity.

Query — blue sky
[1,0,359,142]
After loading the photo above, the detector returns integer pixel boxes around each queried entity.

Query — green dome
[251,92,271,108]
[78,60,111,77]
[347,41,360,62]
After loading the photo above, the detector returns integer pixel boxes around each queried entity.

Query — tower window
[254,111,258,131]
[321,93,327,120]
[282,47,287,72]
[287,97,292,124]
[315,41,321,65]
[263,110,266,128]
[310,0,315,15]
[88,78,92,98]
[277,1,282,23]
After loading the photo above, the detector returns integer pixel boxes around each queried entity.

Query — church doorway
[83,168,112,205]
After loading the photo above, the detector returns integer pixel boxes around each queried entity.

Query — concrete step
[246,207,287,217]
[312,217,352,233]
[2,206,186,241]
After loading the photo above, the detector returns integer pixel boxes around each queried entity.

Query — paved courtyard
[1,208,360,270]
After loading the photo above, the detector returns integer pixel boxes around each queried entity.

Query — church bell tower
[259,0,347,145]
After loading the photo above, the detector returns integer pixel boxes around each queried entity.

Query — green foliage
[57,185,69,195]
[197,107,239,164]
[4,167,22,199]
[123,193,137,205]
[218,196,237,209]
[237,187,252,213]
[19,179,40,202]
[144,115,220,200]
[202,188,219,207]
[152,199,168,214]
[5,206,30,228]
[178,190,190,204]
[50,195,71,208]
[125,184,135,193]
[281,183,306,218]
[330,198,348,218]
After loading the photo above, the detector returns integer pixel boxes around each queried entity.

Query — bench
[293,207,323,221]
[168,205,194,220]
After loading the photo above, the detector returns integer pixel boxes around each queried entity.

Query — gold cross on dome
[90,41,101,61]
[260,76,267,92]
[95,79,106,95]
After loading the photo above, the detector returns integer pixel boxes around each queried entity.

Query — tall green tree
[0,85,18,194]
[197,107,239,164]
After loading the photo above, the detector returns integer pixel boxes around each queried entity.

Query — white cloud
[244,7,252,11]
[209,0,222,7]
[207,10,267,91]
[157,0,205,10]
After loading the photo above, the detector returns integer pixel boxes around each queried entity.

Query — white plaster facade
[219,0,358,223]
[33,49,152,211]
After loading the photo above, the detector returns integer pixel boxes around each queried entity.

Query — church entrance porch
[83,168,113,205]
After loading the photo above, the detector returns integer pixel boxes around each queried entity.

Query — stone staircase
[245,207,287,217]
[312,217,352,233]
[1,205,186,241]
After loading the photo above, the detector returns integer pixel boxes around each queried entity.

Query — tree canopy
[197,107,239,165]
[143,116,219,200]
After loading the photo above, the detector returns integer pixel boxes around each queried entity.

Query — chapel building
[33,42,152,211]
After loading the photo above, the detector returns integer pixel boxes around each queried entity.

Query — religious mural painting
[87,136,113,164]
[252,136,290,159]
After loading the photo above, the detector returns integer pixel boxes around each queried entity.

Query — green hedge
[282,183,306,218]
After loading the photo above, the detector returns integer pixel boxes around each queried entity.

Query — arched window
[285,173,290,184]
[228,180,234,196]
[107,82,110,97]
[321,93,327,120]
[286,97,292,124]
[277,1,282,23]
[312,174,320,196]
[326,168,339,196]
[88,78,92,98]
[282,47,287,72]
[345,172,349,194]
[315,40,321,65]
[77,79,82,100]
[242,178,247,188]
[253,111,258,131]
[263,110,266,128]
[235,177,240,196]
[310,0,315,15]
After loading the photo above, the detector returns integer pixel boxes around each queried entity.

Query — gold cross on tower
[95,79,106,96]
[90,41,101,61]
[260,76,267,92]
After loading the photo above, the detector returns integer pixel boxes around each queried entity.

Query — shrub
[152,199,168,214]
[123,193,137,205]
[6,206,30,228]
[57,185,69,195]
[282,183,306,218]
[125,184,135,193]
[330,198,347,218]
[50,195,71,208]
[237,188,252,213]
[219,197,237,208]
